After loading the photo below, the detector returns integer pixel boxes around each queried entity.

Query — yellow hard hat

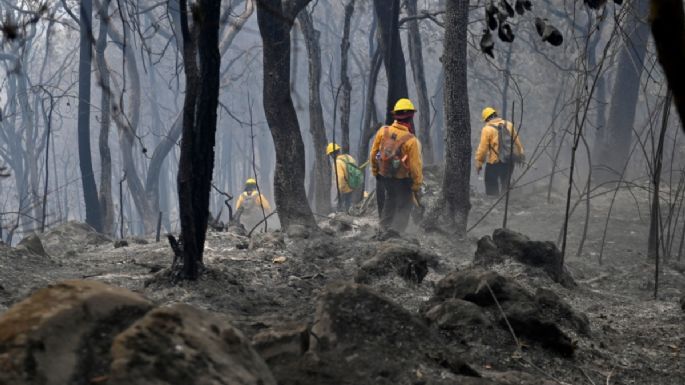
[326,142,341,155]
[246,178,257,185]
[482,107,497,122]
[392,98,416,113]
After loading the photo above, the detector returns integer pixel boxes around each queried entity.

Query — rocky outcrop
[0,281,277,385]
[428,268,587,356]
[474,229,576,288]
[0,280,153,385]
[17,233,48,257]
[108,304,276,385]
[355,242,439,284]
[308,282,478,383]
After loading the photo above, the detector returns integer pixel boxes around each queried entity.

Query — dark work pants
[484,162,513,196]
[379,177,413,233]
[338,192,353,211]
[376,175,386,218]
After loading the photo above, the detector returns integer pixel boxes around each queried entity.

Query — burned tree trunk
[339,0,355,152]
[298,9,332,214]
[595,0,650,182]
[373,0,408,124]
[96,0,114,235]
[406,0,432,164]
[176,0,222,280]
[442,0,471,234]
[650,0,685,128]
[77,0,103,232]
[256,0,316,230]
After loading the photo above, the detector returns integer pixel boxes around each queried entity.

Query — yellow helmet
[326,142,341,155]
[482,107,497,122]
[392,98,416,113]
[245,178,257,186]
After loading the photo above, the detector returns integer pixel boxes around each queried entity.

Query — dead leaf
[273,256,287,264]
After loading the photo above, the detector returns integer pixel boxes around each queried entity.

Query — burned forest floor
[0,179,684,385]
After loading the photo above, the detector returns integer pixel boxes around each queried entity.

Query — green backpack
[342,159,363,190]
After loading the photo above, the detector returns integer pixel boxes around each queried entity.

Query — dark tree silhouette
[77,0,103,232]
[373,0,408,124]
[256,0,316,230]
[176,0,222,280]
[441,0,471,234]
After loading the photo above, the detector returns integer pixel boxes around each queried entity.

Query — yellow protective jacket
[235,190,272,213]
[475,117,524,170]
[334,154,357,194]
[370,121,424,192]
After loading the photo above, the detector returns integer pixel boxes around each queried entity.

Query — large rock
[431,268,583,356]
[423,298,492,330]
[40,221,111,256]
[471,229,576,288]
[108,304,277,385]
[355,242,439,284]
[433,268,532,307]
[0,280,153,385]
[308,282,478,383]
[17,233,47,257]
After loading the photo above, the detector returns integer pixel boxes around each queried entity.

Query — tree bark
[177,0,222,279]
[596,0,650,181]
[405,0,433,164]
[298,9,332,214]
[373,0,408,124]
[339,0,355,152]
[256,0,316,230]
[650,0,685,128]
[441,0,471,234]
[77,0,103,232]
[96,0,114,235]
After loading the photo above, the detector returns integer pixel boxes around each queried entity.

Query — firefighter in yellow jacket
[235,178,272,230]
[326,143,357,211]
[370,98,423,233]
[475,107,524,196]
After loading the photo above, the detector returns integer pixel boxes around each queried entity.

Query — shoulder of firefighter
[475,118,524,170]
[335,154,357,194]
[370,122,423,192]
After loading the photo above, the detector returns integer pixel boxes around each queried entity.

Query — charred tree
[176,0,222,280]
[595,0,650,182]
[405,0,433,164]
[77,0,103,232]
[96,0,114,235]
[650,0,685,128]
[298,9,332,214]
[256,0,316,230]
[339,0,355,152]
[441,0,471,233]
[373,0,408,124]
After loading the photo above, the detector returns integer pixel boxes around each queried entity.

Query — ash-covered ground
[1,179,684,385]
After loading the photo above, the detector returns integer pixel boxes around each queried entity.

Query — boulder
[474,235,502,265]
[535,288,590,335]
[433,268,532,307]
[355,242,439,284]
[0,280,153,385]
[308,282,478,382]
[40,221,111,256]
[432,268,582,356]
[424,298,491,329]
[491,229,576,287]
[108,304,277,385]
[252,323,309,362]
[17,233,47,257]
